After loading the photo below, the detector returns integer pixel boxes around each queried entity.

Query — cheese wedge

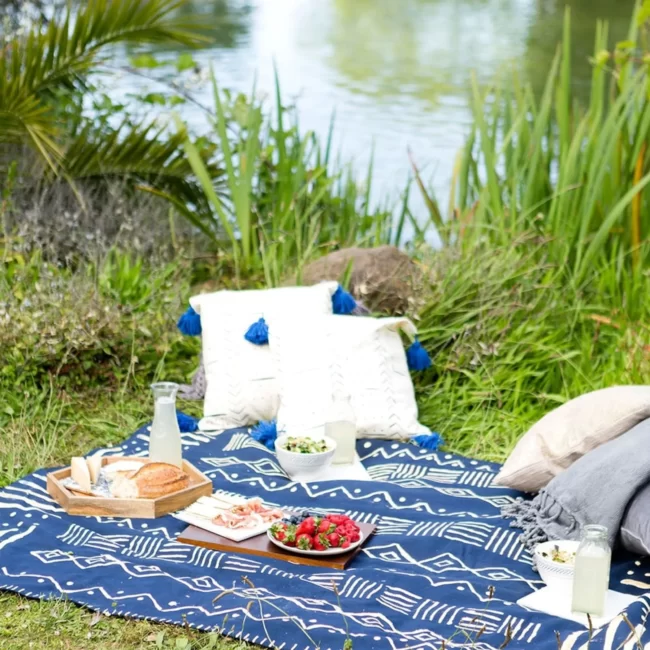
[71,457,92,493]
[86,456,102,485]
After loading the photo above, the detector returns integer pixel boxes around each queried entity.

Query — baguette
[110,462,189,499]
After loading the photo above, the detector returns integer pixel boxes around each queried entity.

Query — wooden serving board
[177,522,376,570]
[47,456,212,519]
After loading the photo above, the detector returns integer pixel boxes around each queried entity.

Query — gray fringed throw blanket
[503,417,650,552]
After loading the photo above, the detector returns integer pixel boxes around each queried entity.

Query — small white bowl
[275,435,336,481]
[534,540,579,590]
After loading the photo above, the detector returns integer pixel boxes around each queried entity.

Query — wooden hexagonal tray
[47,456,212,519]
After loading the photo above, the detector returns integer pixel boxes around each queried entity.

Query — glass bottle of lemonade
[324,394,357,465]
[571,525,611,617]
[149,382,183,468]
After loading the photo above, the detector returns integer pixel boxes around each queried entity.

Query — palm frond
[61,118,224,211]
[0,0,207,173]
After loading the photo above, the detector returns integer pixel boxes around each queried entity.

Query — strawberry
[335,525,349,536]
[300,518,317,535]
[318,519,336,535]
[296,519,316,537]
[327,532,342,547]
[341,540,351,549]
[282,524,297,547]
[269,523,286,540]
[349,531,360,543]
[313,534,330,551]
[296,534,313,550]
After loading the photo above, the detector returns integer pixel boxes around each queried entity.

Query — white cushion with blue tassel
[185,282,354,430]
[268,315,430,440]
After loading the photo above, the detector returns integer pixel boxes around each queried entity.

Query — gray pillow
[503,417,650,552]
[621,482,650,555]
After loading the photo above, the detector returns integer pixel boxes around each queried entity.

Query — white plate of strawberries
[267,511,363,555]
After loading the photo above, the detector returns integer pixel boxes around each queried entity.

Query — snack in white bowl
[534,540,579,590]
[275,435,336,480]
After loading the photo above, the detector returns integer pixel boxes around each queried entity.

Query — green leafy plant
[95,248,179,309]
[1,0,201,169]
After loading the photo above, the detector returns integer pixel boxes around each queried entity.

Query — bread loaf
[110,462,189,499]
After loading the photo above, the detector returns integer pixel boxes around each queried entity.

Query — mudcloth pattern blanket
[0,423,649,650]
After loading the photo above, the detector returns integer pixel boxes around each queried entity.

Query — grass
[170,69,414,287]
[2,238,650,648]
[0,592,248,649]
[414,239,650,461]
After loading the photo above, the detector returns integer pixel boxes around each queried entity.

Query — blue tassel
[332,285,357,315]
[413,432,443,450]
[407,338,431,371]
[244,317,269,345]
[177,306,202,336]
[250,419,278,451]
[177,412,198,433]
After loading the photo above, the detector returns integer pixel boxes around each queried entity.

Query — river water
[122,0,635,219]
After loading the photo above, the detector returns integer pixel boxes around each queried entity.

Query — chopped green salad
[280,436,330,454]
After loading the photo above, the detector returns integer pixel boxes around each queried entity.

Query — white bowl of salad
[534,540,579,590]
[275,435,337,480]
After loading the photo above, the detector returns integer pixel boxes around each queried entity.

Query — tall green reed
[435,5,650,288]
[174,69,406,286]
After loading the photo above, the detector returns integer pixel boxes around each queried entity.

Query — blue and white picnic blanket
[1,422,649,650]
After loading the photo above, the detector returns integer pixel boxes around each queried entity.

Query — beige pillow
[494,386,650,493]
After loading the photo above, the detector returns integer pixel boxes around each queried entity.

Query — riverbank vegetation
[1,0,650,647]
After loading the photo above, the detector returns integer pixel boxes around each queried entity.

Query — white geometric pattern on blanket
[200,456,286,478]
[2,426,650,650]
[1,528,647,650]
[367,462,497,488]
[222,432,270,453]
[0,525,38,550]
[0,478,64,516]
[49,505,532,569]
[57,524,130,552]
